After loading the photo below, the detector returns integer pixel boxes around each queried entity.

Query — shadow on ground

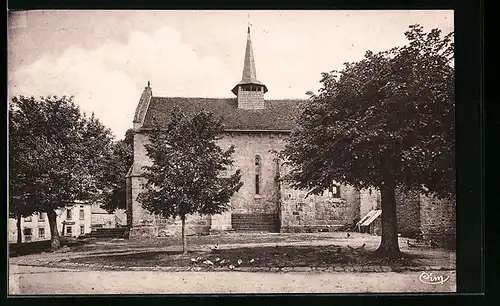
[9,238,90,257]
[68,245,427,268]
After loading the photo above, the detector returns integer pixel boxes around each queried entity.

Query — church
[125,26,455,246]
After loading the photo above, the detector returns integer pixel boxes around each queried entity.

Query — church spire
[231,24,268,96]
[241,25,257,83]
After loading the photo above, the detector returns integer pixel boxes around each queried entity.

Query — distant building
[8,202,92,243]
[90,205,126,231]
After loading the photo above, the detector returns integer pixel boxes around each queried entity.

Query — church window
[255,155,261,195]
[331,184,341,198]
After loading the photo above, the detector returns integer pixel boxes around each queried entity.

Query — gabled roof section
[133,82,153,130]
[140,97,305,131]
[91,205,110,214]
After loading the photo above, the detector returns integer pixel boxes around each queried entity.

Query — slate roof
[141,97,306,131]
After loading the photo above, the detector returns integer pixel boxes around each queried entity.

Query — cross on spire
[247,13,254,34]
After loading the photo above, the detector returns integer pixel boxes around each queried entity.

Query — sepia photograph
[8,10,456,294]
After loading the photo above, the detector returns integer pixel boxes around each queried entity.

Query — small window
[255,155,261,195]
[66,226,72,236]
[331,184,341,198]
[66,209,72,220]
[80,225,85,235]
[24,216,32,222]
[79,209,85,220]
[23,228,33,242]
[38,228,45,239]
[38,212,45,222]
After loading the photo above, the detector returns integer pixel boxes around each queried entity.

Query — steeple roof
[232,26,268,95]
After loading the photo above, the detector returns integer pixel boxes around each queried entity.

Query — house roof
[141,97,305,131]
[357,210,382,227]
[91,205,110,214]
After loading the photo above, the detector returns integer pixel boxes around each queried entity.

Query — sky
[8,10,454,139]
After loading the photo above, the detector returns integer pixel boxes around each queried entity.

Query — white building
[8,202,92,243]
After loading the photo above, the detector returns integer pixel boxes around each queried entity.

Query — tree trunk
[375,182,401,257]
[181,215,187,254]
[16,214,22,244]
[47,209,61,250]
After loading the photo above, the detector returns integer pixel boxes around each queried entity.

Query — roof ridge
[151,96,306,101]
[152,96,235,100]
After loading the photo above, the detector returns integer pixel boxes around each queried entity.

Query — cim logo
[418,272,450,284]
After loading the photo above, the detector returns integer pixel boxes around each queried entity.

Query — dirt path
[9,265,456,294]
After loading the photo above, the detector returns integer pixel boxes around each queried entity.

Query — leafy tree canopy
[281,25,455,200]
[99,129,134,213]
[138,107,243,219]
[9,95,116,248]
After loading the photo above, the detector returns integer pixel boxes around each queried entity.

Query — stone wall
[343,185,361,224]
[129,130,288,236]
[217,132,287,215]
[237,87,265,109]
[155,214,211,237]
[279,174,361,233]
[419,194,456,247]
[359,188,381,218]
[395,188,421,237]
[129,130,369,236]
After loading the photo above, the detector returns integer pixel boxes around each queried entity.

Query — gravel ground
[9,265,456,294]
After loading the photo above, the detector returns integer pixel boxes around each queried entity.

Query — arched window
[255,155,261,195]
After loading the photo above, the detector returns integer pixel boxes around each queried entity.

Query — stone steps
[232,213,279,232]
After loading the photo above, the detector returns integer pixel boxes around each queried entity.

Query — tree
[9,105,38,243]
[138,107,243,254]
[8,96,115,249]
[280,25,455,257]
[99,129,134,213]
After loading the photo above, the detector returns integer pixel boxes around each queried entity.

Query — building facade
[126,26,363,238]
[126,26,456,245]
[8,203,92,243]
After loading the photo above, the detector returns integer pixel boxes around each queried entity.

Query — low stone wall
[395,189,421,238]
[280,225,342,233]
[420,194,456,248]
[129,213,212,239]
